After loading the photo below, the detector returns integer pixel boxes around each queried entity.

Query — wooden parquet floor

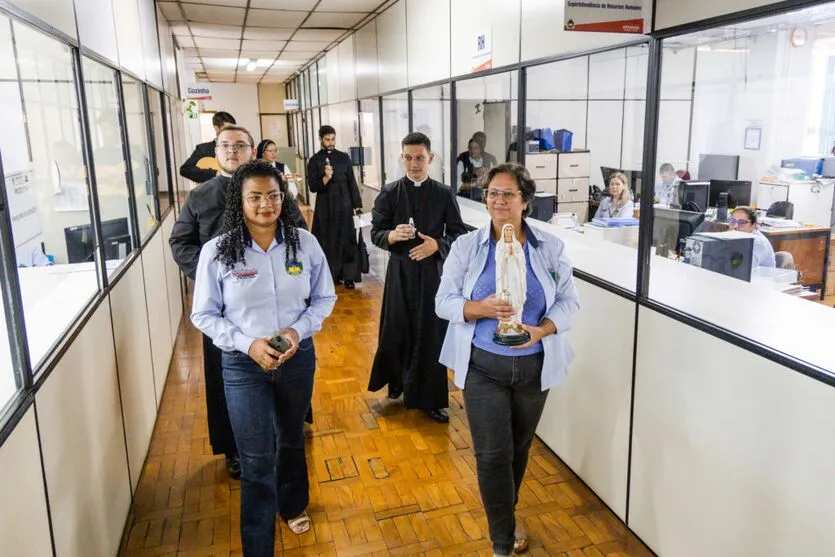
[118,276,653,557]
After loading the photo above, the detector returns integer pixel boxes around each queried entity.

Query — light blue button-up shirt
[191,228,337,355]
[436,222,580,391]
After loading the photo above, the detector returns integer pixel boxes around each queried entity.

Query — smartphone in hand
[268,333,292,353]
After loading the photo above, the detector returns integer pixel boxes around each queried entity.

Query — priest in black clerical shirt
[307,125,363,288]
[368,132,468,423]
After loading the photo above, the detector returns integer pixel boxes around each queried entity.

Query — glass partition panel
[317,58,328,106]
[382,92,409,183]
[148,90,171,213]
[647,4,835,373]
[522,47,646,293]
[359,98,382,190]
[0,21,102,373]
[83,57,136,275]
[412,84,451,184]
[121,76,155,239]
[455,71,518,198]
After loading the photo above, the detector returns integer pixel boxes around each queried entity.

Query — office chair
[675,170,691,180]
[775,251,795,270]
[766,201,794,220]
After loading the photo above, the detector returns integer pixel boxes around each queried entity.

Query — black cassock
[368,177,468,410]
[307,148,363,282]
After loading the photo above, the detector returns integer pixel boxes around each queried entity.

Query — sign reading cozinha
[564,0,643,34]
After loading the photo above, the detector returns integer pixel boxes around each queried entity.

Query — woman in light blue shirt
[191,161,336,555]
[436,163,580,557]
[594,171,634,219]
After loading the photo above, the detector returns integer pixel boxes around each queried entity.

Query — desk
[702,220,831,298]
[580,223,640,249]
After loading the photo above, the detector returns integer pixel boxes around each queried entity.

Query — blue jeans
[463,346,548,556]
[222,338,316,557]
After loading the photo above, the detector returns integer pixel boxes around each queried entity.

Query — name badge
[286,260,303,276]
[232,268,258,279]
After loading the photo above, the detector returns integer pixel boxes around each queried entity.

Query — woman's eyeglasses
[486,190,521,201]
[245,192,284,208]
[728,218,750,226]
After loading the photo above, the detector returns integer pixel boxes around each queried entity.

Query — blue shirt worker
[191,161,336,555]
[436,163,579,557]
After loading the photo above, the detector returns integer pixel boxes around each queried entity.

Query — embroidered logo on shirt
[286,260,303,276]
[232,268,258,279]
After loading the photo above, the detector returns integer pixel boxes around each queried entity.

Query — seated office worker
[180,111,236,184]
[191,161,337,556]
[593,171,634,219]
[728,207,776,268]
[436,163,580,557]
[369,132,468,423]
[456,138,489,199]
[654,162,681,205]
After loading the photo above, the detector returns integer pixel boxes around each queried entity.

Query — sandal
[513,519,528,553]
[287,511,311,535]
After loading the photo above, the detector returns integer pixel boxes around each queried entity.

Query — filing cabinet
[526,151,591,223]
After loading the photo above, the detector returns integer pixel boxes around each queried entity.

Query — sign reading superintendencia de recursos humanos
[564,0,644,33]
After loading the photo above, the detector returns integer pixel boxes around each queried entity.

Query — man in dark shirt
[307,125,363,289]
[179,111,236,184]
[169,125,306,478]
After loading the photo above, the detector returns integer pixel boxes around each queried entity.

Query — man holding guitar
[179,111,236,184]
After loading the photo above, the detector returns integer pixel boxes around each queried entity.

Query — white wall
[655,0,784,30]
[157,7,179,97]
[355,20,380,99]
[537,280,634,520]
[138,0,162,88]
[76,0,119,66]
[338,36,357,103]
[7,0,76,39]
[199,83,262,145]
[0,409,52,557]
[37,297,132,557]
[451,0,520,77]
[521,0,638,63]
[407,0,451,85]
[327,49,341,104]
[113,0,145,79]
[631,307,835,556]
[376,0,408,93]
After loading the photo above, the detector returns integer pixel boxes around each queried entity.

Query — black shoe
[425,408,449,423]
[344,280,355,289]
[388,386,402,399]
[225,455,241,479]
[334,278,343,286]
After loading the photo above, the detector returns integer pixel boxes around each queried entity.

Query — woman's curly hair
[215,160,300,269]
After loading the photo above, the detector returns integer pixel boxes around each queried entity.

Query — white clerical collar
[408,175,428,187]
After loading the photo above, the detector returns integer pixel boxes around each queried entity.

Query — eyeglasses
[245,192,284,207]
[217,142,252,152]
[728,218,751,226]
[486,190,521,202]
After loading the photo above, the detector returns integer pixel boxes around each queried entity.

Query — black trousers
[463,347,548,555]
[203,335,313,456]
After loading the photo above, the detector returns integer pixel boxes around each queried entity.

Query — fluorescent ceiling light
[246,59,256,72]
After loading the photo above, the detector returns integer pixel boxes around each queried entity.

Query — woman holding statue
[435,163,580,557]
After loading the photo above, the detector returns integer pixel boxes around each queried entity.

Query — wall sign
[186,84,212,101]
[472,29,493,73]
[564,0,644,34]
[284,99,300,112]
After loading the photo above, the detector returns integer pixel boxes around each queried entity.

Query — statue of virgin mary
[493,223,531,346]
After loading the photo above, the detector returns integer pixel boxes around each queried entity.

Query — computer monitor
[64,217,132,264]
[652,207,706,258]
[600,166,618,186]
[350,146,371,166]
[708,180,752,208]
[675,181,710,213]
[698,154,740,180]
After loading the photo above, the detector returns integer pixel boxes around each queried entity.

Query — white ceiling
[158,0,395,84]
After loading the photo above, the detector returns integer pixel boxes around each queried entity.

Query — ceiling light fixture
[246,59,256,72]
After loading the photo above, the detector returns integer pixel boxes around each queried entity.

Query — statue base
[492,330,531,347]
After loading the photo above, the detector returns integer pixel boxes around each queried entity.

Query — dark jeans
[222,338,316,557]
[463,346,548,556]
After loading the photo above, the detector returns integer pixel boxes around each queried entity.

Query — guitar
[196,156,220,171]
